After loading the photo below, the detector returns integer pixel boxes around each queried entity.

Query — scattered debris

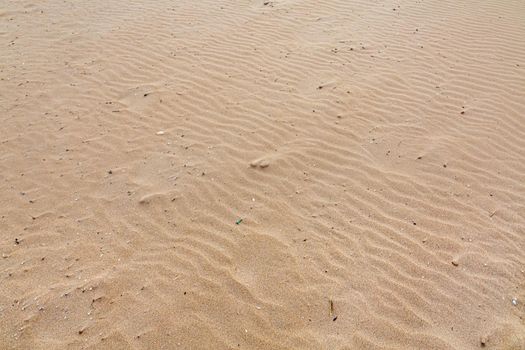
[235,218,243,225]
[14,238,20,245]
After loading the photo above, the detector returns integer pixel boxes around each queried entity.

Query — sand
[1,0,525,349]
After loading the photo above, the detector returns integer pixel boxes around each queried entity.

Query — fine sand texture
[1,0,525,349]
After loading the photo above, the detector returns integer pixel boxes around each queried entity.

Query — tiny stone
[259,160,270,168]
[451,260,459,267]
[480,335,488,347]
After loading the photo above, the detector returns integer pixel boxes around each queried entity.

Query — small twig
[329,299,338,321]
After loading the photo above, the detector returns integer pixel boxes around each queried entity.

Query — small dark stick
[329,299,337,321]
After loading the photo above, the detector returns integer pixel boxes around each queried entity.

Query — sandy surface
[1,0,525,349]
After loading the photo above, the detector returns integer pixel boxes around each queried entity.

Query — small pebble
[451,259,459,267]
[250,159,270,168]
[480,335,488,347]
[259,160,270,168]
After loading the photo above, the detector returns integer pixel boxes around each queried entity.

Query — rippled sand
[1,0,524,349]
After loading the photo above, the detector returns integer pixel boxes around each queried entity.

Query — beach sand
[1,0,525,349]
